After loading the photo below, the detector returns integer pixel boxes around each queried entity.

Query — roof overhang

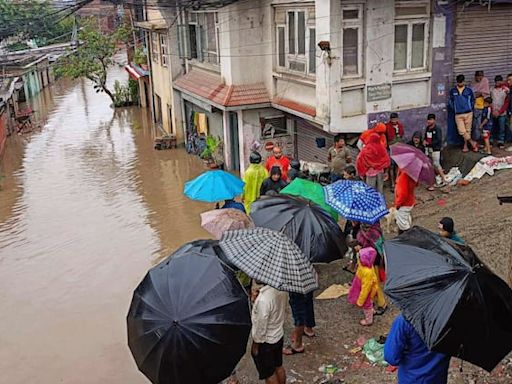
[134,20,168,30]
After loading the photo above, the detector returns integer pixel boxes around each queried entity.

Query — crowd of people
[220,76,503,382]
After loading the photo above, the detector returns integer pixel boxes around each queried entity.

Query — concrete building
[134,5,185,143]
[137,0,508,171]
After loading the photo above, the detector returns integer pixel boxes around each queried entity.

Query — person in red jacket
[394,169,417,234]
[265,146,290,181]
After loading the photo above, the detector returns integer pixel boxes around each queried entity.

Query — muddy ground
[233,166,512,384]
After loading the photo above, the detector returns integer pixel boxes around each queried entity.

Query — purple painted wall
[368,1,455,142]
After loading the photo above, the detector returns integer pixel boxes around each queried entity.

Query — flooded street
[0,66,209,383]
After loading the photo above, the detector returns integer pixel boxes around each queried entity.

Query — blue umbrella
[184,170,245,203]
[323,180,388,224]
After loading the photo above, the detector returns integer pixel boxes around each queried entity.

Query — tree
[56,20,129,106]
[0,0,74,46]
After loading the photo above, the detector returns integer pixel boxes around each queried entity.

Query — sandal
[282,345,305,355]
[304,329,316,338]
[375,306,388,316]
[462,148,469,153]
[359,319,373,326]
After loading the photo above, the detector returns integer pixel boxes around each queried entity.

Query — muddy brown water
[0,67,210,383]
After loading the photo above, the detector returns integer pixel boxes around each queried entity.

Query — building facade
[137,0,509,172]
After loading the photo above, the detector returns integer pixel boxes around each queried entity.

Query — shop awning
[272,97,316,117]
[173,70,270,109]
[125,64,148,81]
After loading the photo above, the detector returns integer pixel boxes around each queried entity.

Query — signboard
[367,83,392,102]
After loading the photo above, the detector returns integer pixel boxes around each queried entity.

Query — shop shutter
[454,4,512,82]
[295,119,334,163]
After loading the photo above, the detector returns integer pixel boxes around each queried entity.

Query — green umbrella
[281,178,338,221]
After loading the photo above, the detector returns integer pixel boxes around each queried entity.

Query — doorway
[229,112,240,171]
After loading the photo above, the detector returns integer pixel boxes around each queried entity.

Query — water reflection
[0,66,209,383]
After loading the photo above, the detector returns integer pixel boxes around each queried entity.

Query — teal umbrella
[281,178,338,220]
[184,170,244,203]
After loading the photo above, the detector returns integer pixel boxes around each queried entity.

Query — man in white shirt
[251,283,288,384]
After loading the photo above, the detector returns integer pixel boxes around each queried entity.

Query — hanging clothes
[198,113,208,135]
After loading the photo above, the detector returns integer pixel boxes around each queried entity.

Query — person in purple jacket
[384,314,451,384]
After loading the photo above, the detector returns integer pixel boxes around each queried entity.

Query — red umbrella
[390,143,435,185]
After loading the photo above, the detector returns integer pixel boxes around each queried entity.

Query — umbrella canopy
[384,227,512,372]
[250,195,347,263]
[200,208,254,239]
[127,240,251,384]
[184,170,245,203]
[323,180,388,224]
[280,178,339,220]
[390,142,435,185]
[219,227,318,294]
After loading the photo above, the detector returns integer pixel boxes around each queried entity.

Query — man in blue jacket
[384,314,451,384]
[449,74,477,152]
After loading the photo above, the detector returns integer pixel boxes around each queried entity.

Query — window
[341,5,363,78]
[275,7,316,76]
[151,32,159,63]
[160,34,168,67]
[394,2,429,72]
[184,11,219,65]
[260,116,288,139]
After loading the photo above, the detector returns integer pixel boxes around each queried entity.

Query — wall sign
[367,83,392,102]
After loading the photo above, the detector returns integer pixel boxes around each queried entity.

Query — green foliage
[55,20,130,106]
[201,136,222,160]
[133,47,147,66]
[112,80,139,107]
[128,79,139,104]
[0,0,74,44]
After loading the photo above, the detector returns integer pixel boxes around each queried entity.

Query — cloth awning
[125,64,147,81]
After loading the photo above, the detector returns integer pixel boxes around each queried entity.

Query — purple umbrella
[390,143,435,186]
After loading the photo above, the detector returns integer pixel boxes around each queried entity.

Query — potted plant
[201,136,224,169]
[134,46,148,70]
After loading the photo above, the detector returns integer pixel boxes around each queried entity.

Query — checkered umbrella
[323,180,388,224]
[219,228,318,294]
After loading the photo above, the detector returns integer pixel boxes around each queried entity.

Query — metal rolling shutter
[454,4,512,82]
[295,119,334,163]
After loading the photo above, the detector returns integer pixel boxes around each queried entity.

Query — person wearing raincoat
[242,152,268,214]
[347,247,386,326]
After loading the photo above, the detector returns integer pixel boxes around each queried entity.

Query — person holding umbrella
[384,314,451,383]
[251,281,288,384]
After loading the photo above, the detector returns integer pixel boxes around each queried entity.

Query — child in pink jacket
[348,247,383,326]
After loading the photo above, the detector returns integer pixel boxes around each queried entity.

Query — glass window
[309,28,316,74]
[343,28,358,76]
[394,25,407,71]
[186,12,219,65]
[341,5,363,78]
[151,32,159,63]
[411,23,425,68]
[275,8,315,75]
[288,12,295,54]
[297,11,306,55]
[277,26,285,67]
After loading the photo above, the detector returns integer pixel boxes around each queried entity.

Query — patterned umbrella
[280,178,339,220]
[200,208,254,239]
[390,143,436,185]
[184,170,245,203]
[323,180,388,224]
[219,228,318,294]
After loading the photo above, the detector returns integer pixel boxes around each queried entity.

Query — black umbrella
[127,240,251,384]
[384,226,512,372]
[250,195,347,263]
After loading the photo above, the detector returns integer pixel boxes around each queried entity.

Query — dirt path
[234,169,512,384]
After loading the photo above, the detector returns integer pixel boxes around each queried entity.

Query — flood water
[0,66,210,383]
